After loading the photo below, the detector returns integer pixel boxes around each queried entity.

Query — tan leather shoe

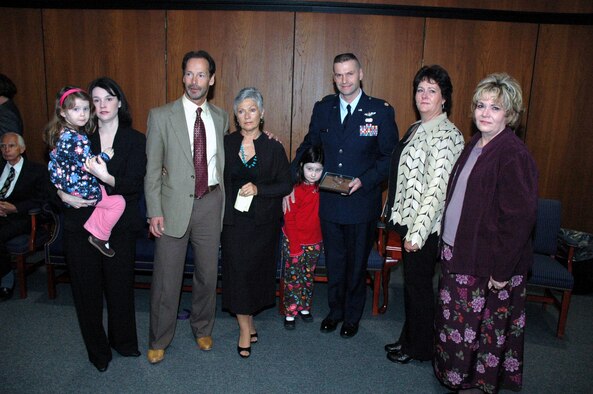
[147,349,165,364]
[197,336,213,351]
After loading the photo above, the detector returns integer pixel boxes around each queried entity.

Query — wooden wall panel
[423,18,538,141]
[527,25,593,233]
[166,10,295,151]
[42,9,166,136]
[292,13,424,158]
[3,5,593,233]
[314,0,593,13]
[0,9,47,163]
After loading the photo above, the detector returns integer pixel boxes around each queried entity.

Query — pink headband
[59,88,86,107]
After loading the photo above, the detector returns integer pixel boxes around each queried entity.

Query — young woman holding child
[47,79,146,372]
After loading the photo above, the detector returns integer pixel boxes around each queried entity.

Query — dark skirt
[221,215,280,315]
[433,244,527,394]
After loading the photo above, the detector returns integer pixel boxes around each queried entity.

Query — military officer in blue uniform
[289,53,398,337]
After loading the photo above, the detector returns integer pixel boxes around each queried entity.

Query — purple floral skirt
[433,243,527,393]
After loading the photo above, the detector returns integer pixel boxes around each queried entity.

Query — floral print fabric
[282,235,321,317]
[48,128,102,201]
[434,244,526,393]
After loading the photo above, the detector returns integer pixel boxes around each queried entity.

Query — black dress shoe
[386,350,413,364]
[119,350,141,357]
[298,311,314,323]
[284,317,296,330]
[384,341,402,352]
[320,318,341,333]
[92,360,110,372]
[0,287,13,302]
[340,322,359,338]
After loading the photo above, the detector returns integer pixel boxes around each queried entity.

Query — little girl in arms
[45,86,125,257]
[282,146,324,329]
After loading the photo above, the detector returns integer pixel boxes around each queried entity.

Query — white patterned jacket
[388,113,464,248]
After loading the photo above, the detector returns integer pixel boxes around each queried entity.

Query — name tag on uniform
[360,124,378,136]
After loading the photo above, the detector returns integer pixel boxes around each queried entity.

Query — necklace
[239,144,257,168]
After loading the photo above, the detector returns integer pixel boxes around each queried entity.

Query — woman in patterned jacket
[384,65,464,364]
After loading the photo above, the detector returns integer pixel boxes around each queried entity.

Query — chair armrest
[25,208,42,250]
[27,207,42,216]
[565,244,575,273]
[557,237,577,273]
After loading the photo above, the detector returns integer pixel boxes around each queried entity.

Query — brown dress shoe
[147,349,165,364]
[197,336,213,351]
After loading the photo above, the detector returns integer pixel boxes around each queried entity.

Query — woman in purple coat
[433,73,538,394]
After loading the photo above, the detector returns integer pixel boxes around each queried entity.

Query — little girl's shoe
[88,235,115,257]
[284,317,296,330]
[299,310,314,323]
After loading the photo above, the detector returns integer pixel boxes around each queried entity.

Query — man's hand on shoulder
[282,188,296,214]
[263,130,282,144]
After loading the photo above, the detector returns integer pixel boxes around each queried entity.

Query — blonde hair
[44,86,96,148]
[471,73,523,128]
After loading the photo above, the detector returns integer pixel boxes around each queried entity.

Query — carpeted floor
[1,264,592,393]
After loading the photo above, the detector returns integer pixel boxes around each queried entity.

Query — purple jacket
[443,128,538,281]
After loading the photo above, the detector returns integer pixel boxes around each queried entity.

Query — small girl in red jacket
[282,146,324,329]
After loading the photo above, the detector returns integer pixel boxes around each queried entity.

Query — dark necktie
[342,104,352,129]
[0,166,15,199]
[193,107,208,198]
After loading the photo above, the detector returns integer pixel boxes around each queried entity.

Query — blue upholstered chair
[527,198,575,338]
[6,205,57,298]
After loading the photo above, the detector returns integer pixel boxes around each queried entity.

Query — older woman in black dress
[221,87,292,358]
[433,73,538,393]
[56,77,146,372]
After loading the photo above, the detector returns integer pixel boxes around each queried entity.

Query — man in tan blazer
[144,50,229,364]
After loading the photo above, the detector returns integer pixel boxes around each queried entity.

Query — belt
[196,184,219,199]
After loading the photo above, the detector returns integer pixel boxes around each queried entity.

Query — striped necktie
[0,166,15,199]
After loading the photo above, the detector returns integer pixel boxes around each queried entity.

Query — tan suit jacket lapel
[169,99,193,166]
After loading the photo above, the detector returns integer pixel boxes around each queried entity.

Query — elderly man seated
[0,132,47,301]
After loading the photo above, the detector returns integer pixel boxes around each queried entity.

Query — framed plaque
[319,172,354,194]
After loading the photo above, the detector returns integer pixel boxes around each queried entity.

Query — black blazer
[1,158,47,218]
[60,126,146,233]
[223,131,292,226]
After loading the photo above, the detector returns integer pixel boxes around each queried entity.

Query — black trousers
[64,217,138,365]
[0,215,30,278]
[397,232,439,360]
[321,219,375,325]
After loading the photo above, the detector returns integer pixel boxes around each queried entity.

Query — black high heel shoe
[250,332,258,344]
[237,345,251,358]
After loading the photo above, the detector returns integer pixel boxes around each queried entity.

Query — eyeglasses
[0,143,18,150]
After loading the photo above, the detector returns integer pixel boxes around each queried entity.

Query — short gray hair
[233,87,264,116]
